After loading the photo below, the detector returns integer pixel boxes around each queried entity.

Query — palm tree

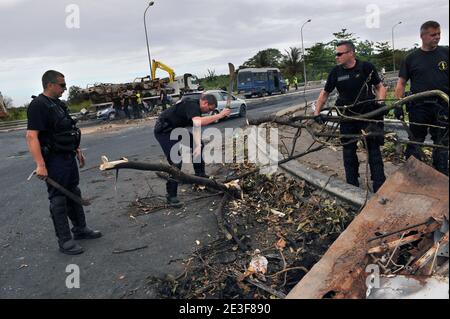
[243,49,283,68]
[282,47,302,79]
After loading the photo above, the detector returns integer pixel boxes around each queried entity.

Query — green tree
[204,69,217,82]
[68,85,83,104]
[329,28,359,47]
[281,47,302,80]
[243,48,283,68]
[305,42,335,80]
[374,41,392,71]
[356,40,375,62]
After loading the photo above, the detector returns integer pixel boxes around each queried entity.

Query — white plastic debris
[248,249,268,275]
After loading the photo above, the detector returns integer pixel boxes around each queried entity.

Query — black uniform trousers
[45,151,87,244]
[155,131,206,197]
[340,120,386,193]
[406,102,449,175]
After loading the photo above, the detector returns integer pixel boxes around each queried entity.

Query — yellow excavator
[151,59,175,82]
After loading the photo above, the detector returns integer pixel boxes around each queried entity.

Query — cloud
[0,0,29,8]
[0,0,448,106]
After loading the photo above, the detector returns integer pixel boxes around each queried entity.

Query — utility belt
[52,128,81,152]
[41,145,76,159]
[42,128,81,155]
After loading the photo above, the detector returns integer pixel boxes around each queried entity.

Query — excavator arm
[151,59,175,83]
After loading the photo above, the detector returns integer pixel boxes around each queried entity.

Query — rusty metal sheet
[286,157,449,299]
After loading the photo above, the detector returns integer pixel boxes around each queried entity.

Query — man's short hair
[336,40,356,52]
[420,21,440,35]
[200,94,218,109]
[42,70,64,89]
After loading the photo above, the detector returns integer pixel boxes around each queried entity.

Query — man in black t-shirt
[112,93,122,119]
[26,70,101,255]
[154,94,231,207]
[395,20,449,175]
[314,41,387,192]
[122,94,131,119]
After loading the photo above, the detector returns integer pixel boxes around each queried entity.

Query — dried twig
[214,194,248,251]
[112,245,148,254]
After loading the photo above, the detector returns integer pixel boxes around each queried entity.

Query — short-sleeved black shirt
[399,46,449,95]
[27,94,69,148]
[324,60,381,112]
[158,99,202,129]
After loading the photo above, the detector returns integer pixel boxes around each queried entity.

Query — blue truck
[237,67,287,98]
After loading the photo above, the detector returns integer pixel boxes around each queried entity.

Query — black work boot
[72,226,102,240]
[166,178,183,207]
[166,195,183,208]
[66,187,102,240]
[59,239,84,255]
[50,196,84,255]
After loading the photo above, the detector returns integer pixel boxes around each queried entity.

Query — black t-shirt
[27,94,70,148]
[399,46,449,95]
[158,99,202,129]
[325,60,381,112]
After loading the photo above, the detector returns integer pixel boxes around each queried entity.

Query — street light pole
[301,19,311,94]
[392,21,402,72]
[144,1,155,80]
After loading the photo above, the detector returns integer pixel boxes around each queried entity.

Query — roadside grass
[385,84,410,121]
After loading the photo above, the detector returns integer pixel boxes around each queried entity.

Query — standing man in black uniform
[112,92,123,119]
[395,21,449,175]
[122,93,131,119]
[26,70,102,255]
[154,94,231,207]
[314,41,387,192]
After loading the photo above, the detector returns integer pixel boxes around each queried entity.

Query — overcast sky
[0,0,448,106]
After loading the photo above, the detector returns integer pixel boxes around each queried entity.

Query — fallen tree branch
[100,156,242,199]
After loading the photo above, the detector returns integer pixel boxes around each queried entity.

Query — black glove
[394,107,405,120]
[314,114,325,125]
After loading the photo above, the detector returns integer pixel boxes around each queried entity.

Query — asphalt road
[0,88,321,298]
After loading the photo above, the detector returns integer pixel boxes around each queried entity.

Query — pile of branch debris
[287,157,449,299]
[141,165,356,299]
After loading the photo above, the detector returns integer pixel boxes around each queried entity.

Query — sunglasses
[335,51,350,57]
[53,82,67,89]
